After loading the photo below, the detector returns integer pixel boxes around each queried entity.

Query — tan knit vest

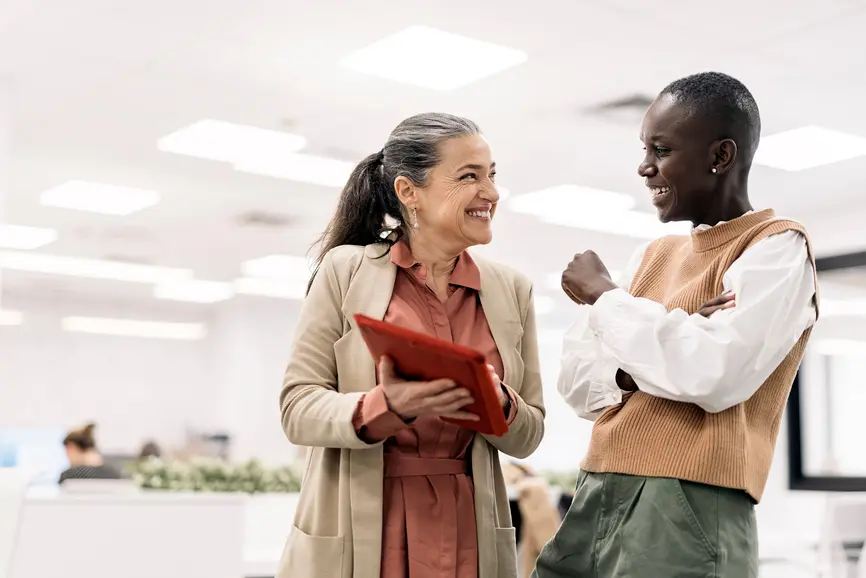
[581,209,819,502]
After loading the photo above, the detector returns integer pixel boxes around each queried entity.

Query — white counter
[10,487,246,578]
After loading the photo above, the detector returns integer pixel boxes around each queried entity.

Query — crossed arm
[558,231,816,418]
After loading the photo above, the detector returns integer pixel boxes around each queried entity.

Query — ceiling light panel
[508,185,691,239]
[754,126,866,171]
[61,316,206,340]
[157,119,307,164]
[538,210,691,239]
[233,277,307,300]
[0,225,58,250]
[341,25,528,90]
[0,251,193,283]
[40,181,160,216]
[0,310,23,326]
[510,185,636,215]
[235,153,355,188]
[240,254,313,281]
[153,279,234,304]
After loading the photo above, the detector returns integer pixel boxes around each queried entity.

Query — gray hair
[310,113,481,290]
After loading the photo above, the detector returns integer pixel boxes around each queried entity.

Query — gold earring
[411,206,419,229]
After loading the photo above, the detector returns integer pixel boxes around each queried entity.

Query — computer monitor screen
[0,428,68,486]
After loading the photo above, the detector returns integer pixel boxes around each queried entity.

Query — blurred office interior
[2,1,866,577]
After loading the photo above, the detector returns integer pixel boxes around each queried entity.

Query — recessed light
[539,210,691,239]
[0,251,193,283]
[0,225,58,250]
[341,25,528,90]
[510,185,637,215]
[153,279,234,304]
[40,181,160,216]
[240,254,313,281]
[508,186,690,239]
[0,310,23,326]
[235,152,355,188]
[233,277,307,300]
[157,119,307,164]
[61,316,206,340]
[754,126,866,171]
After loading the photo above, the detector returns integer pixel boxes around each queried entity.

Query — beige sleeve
[482,281,546,459]
[278,249,384,450]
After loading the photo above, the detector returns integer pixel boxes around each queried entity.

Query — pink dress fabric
[352,241,518,578]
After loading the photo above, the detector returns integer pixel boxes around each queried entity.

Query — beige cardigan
[276,243,545,578]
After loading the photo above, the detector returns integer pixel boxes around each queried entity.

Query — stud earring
[711,167,718,174]
[411,206,419,229]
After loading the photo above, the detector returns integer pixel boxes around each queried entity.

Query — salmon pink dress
[352,241,518,578]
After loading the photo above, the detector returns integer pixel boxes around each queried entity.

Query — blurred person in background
[278,113,545,578]
[503,463,561,578]
[59,423,122,484]
[137,440,161,460]
[536,72,819,577]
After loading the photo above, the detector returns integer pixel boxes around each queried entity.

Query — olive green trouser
[531,471,758,578]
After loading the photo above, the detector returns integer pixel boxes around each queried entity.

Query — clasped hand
[378,357,506,421]
[561,250,617,306]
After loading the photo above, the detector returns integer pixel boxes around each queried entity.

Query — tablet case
[353,313,509,436]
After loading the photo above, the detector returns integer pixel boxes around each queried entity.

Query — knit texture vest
[580,209,818,502]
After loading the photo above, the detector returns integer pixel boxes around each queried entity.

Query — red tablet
[353,313,509,437]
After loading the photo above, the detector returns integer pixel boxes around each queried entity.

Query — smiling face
[638,94,720,224]
[395,133,499,252]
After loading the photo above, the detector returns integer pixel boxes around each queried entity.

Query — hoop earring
[411,206,419,229]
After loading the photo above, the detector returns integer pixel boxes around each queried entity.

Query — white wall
[209,297,303,465]
[0,292,302,461]
[0,295,214,452]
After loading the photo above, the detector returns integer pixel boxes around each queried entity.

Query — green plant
[542,470,579,493]
[127,457,303,493]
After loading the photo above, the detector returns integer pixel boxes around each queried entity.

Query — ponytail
[308,150,403,293]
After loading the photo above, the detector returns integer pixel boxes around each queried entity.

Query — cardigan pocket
[494,527,519,578]
[276,526,345,578]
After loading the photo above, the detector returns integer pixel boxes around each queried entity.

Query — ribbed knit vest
[581,209,819,502]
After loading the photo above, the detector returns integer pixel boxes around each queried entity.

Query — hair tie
[374,149,385,165]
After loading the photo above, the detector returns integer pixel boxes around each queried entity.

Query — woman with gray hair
[277,113,545,578]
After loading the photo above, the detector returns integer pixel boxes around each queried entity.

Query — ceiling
[2,0,866,314]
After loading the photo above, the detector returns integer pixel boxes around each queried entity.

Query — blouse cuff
[352,384,409,443]
[502,384,519,425]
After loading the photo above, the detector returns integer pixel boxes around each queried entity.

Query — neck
[692,181,753,227]
[406,234,461,280]
[79,451,103,467]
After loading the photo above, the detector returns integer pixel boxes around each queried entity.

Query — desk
[11,488,245,578]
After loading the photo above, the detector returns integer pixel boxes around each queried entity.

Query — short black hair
[660,72,761,161]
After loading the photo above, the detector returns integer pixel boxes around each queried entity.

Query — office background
[2,1,866,577]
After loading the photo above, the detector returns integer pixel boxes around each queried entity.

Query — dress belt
[384,454,469,478]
